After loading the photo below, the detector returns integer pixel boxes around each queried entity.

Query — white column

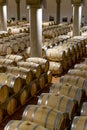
[29,5,42,57]
[0,5,7,31]
[73,4,82,36]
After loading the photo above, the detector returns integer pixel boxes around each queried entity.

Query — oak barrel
[6,66,33,85]
[0,58,16,67]
[26,80,37,97]
[68,69,87,79]
[0,43,12,55]
[4,120,48,130]
[6,54,23,63]
[37,93,77,120]
[0,73,22,93]
[49,61,63,75]
[0,84,9,103]
[50,83,84,107]
[74,63,87,71]
[81,102,87,116]
[60,75,87,97]
[17,61,42,78]
[26,57,49,73]
[45,49,66,61]
[71,116,87,130]
[22,105,68,130]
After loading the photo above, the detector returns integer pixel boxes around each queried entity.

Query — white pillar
[0,5,7,31]
[29,5,42,57]
[73,4,82,36]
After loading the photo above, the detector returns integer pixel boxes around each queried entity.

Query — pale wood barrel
[6,97,17,115]
[17,61,42,78]
[0,96,17,115]
[0,58,16,67]
[46,71,52,84]
[0,43,12,55]
[37,93,77,120]
[60,75,87,97]
[6,54,23,63]
[22,105,68,130]
[6,66,33,85]
[16,38,25,51]
[49,61,63,75]
[26,57,49,73]
[45,49,66,62]
[81,102,87,116]
[74,63,87,71]
[36,74,45,89]
[10,40,19,54]
[14,87,28,105]
[71,116,87,130]
[50,83,84,107]
[26,80,37,97]
[4,120,48,130]
[0,73,22,93]
[6,40,19,54]
[0,84,9,103]
[0,65,6,73]
[68,69,87,79]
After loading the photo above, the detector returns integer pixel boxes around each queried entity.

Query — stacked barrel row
[4,98,70,130]
[42,35,87,76]
[0,55,52,123]
[0,32,30,55]
[43,23,71,39]
[70,102,87,130]
[17,57,87,130]
[49,58,87,129]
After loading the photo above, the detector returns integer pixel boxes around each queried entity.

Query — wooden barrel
[16,38,25,51]
[68,69,87,79]
[81,102,87,116]
[49,61,63,75]
[0,84,9,103]
[37,74,45,89]
[4,120,48,130]
[26,80,37,97]
[22,47,31,58]
[71,116,87,130]
[0,96,17,115]
[26,57,49,73]
[6,40,19,54]
[45,49,66,62]
[6,54,23,63]
[0,58,16,67]
[0,65,6,73]
[17,61,42,78]
[38,93,77,120]
[74,63,87,71]
[22,105,68,130]
[49,83,84,107]
[10,40,19,54]
[6,97,17,115]
[60,75,87,97]
[6,66,33,85]
[0,43,12,55]
[0,73,22,93]
[46,71,52,84]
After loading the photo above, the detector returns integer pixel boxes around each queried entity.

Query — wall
[6,0,87,24]
[7,0,17,20]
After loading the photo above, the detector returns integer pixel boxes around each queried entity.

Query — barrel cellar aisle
[0,0,87,130]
